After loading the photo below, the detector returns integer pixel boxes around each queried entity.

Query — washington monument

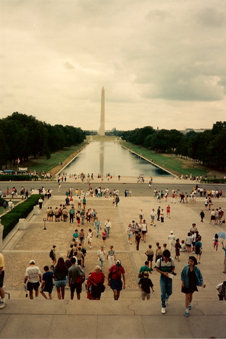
[98,87,105,136]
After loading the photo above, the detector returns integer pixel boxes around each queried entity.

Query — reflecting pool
[63,141,172,177]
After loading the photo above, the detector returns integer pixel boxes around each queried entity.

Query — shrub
[0,197,7,206]
[1,194,43,238]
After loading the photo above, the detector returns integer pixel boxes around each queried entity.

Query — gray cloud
[0,0,225,130]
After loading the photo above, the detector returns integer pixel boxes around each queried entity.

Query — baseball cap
[29,260,35,264]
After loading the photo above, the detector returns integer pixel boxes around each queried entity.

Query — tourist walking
[141,220,147,242]
[24,260,42,300]
[213,234,219,251]
[200,210,205,222]
[168,231,176,252]
[94,217,101,238]
[108,260,125,300]
[155,250,175,314]
[68,257,85,300]
[138,272,154,300]
[53,257,68,300]
[107,245,116,267]
[105,219,112,237]
[135,232,141,251]
[87,266,105,300]
[145,245,154,270]
[40,266,54,300]
[181,256,206,317]
[97,246,105,270]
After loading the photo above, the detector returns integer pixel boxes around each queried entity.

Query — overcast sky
[0,0,226,131]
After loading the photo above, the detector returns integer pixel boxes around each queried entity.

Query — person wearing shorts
[40,266,54,299]
[145,245,154,270]
[108,260,125,300]
[24,260,41,300]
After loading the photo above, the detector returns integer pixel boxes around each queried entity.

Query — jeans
[160,275,172,307]
[106,227,110,237]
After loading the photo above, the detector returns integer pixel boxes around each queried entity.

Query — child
[138,272,154,300]
[40,266,54,300]
[73,229,79,243]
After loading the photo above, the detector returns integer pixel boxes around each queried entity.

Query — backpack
[49,249,54,260]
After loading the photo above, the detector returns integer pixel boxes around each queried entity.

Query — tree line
[0,112,86,168]
[115,122,226,171]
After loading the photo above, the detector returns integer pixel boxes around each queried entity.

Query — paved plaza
[0,187,226,338]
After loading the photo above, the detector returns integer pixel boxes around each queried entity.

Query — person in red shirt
[108,260,125,300]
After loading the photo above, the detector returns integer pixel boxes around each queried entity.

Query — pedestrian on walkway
[107,245,116,268]
[138,272,154,300]
[24,260,42,300]
[135,232,141,251]
[108,260,125,300]
[115,195,120,207]
[105,219,111,237]
[181,256,206,317]
[38,197,43,209]
[87,266,105,300]
[0,252,6,308]
[40,266,54,300]
[145,245,154,270]
[97,246,105,270]
[53,257,68,300]
[68,257,85,300]
[139,261,152,277]
[155,250,175,314]
[49,245,56,267]
[168,231,176,252]
[200,210,205,222]
[94,217,101,238]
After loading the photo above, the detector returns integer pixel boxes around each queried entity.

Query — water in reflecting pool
[63,141,171,177]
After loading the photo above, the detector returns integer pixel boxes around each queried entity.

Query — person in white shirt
[105,219,112,237]
[24,260,41,300]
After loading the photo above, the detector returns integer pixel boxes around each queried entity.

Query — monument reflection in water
[63,141,171,177]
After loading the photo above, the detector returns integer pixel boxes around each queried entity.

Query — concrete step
[5,287,218,301]
[1,298,225,316]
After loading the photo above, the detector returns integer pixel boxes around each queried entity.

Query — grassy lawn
[120,141,224,178]
[22,142,87,175]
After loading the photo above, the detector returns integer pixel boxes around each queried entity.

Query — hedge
[0,175,39,181]
[201,179,226,184]
[1,194,43,238]
[0,197,7,206]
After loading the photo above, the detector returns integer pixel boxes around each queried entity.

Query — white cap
[29,260,35,264]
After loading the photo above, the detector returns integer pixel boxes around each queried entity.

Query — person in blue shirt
[40,266,54,299]
[181,256,206,317]
[195,236,202,264]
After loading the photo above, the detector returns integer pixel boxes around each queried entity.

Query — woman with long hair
[53,257,68,300]
[181,256,206,317]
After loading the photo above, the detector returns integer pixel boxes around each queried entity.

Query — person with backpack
[155,249,175,314]
[49,245,56,266]
[68,257,85,300]
[195,236,202,264]
[108,260,125,300]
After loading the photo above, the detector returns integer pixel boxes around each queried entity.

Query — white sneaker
[0,301,6,309]
[161,307,166,314]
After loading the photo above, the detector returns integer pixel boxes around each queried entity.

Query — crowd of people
[0,183,225,316]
